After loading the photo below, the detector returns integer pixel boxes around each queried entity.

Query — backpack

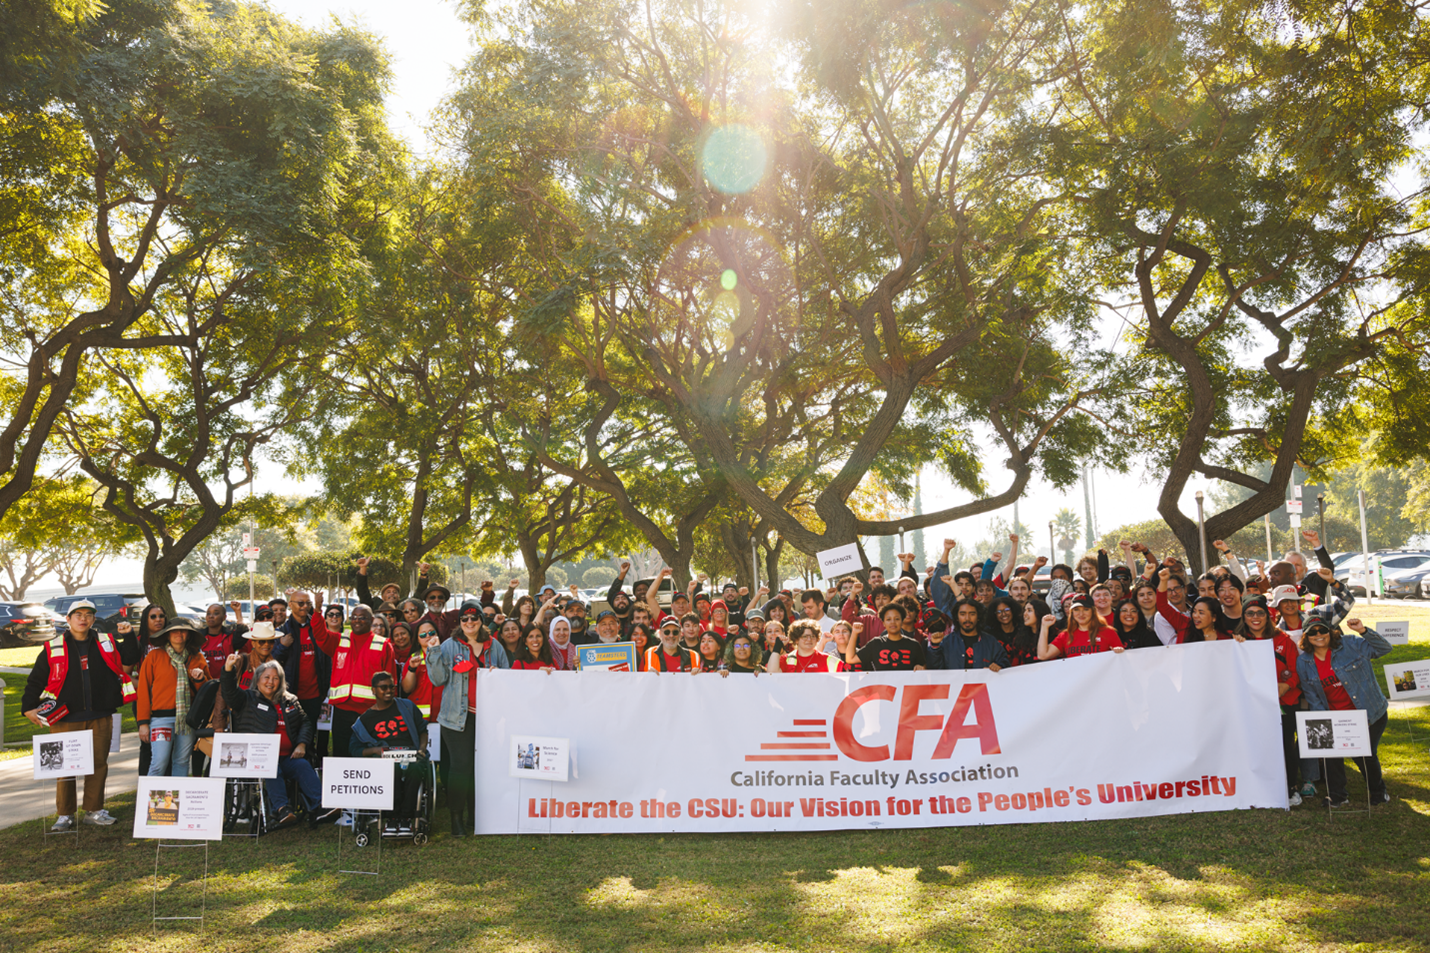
[185,679,221,731]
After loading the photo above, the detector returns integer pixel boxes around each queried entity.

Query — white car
[1337,552,1430,596]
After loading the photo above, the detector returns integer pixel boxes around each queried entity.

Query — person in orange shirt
[135,620,210,777]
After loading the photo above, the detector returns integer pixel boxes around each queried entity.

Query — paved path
[0,731,140,830]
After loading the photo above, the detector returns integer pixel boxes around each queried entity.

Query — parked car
[44,593,149,632]
[0,602,60,647]
[1337,552,1430,597]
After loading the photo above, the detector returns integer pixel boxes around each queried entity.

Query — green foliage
[581,566,617,588]
[224,573,273,601]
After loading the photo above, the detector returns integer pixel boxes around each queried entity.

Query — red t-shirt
[1272,633,1301,705]
[1314,654,1354,710]
[202,632,232,679]
[275,704,292,757]
[295,623,321,701]
[784,652,831,673]
[1052,627,1123,658]
[511,659,547,670]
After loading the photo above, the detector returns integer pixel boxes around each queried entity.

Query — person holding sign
[1295,609,1393,808]
[351,672,429,832]
[136,620,209,778]
[21,599,141,830]
[221,655,329,828]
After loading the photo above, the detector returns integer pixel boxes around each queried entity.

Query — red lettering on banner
[832,685,896,761]
[930,684,1001,757]
[833,683,1000,762]
[894,685,949,760]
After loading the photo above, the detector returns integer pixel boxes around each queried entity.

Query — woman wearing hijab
[547,615,579,671]
[135,620,209,777]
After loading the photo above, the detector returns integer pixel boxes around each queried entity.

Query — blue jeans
[147,716,194,777]
[265,755,322,812]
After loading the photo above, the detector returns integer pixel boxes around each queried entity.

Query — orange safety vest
[327,632,390,707]
[44,633,136,704]
[645,645,695,673]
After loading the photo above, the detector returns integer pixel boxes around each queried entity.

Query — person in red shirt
[767,619,836,673]
[1236,596,1306,804]
[644,618,697,673]
[1037,595,1125,660]
[512,627,557,672]
[401,622,443,719]
[310,602,396,766]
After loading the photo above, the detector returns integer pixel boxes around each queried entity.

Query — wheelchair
[353,750,435,848]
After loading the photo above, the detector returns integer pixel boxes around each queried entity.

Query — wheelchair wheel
[413,832,428,846]
[355,831,369,848]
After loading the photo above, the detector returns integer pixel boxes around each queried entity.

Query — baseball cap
[66,600,96,616]
[659,617,680,631]
[1270,585,1300,606]
[1067,594,1094,610]
[595,610,615,621]
[722,582,738,592]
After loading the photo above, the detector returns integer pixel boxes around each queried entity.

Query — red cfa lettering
[832,683,1000,762]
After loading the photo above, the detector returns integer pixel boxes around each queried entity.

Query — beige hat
[246,621,279,641]
[1270,585,1301,606]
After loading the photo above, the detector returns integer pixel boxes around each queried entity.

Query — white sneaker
[1287,792,1302,807]
[81,809,117,826]
[50,815,74,832]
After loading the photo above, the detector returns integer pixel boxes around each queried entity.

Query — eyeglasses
[995,606,1013,614]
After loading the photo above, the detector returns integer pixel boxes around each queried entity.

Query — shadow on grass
[1,708,1429,952]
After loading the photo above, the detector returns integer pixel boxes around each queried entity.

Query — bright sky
[41,0,1234,598]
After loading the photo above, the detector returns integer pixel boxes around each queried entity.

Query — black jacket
[219,667,313,750]
[21,630,141,717]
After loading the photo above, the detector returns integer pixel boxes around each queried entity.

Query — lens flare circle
[701,124,768,195]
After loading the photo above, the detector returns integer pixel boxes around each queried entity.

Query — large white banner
[474,640,1286,834]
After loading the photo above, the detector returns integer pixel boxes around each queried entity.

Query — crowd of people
[20,528,1396,835]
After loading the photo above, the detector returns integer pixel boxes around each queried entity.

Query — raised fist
[418,562,431,574]
[117,620,132,635]
[619,561,631,574]
[1212,539,1229,553]
[1119,539,1132,550]
[1034,555,1048,567]
[356,556,370,571]
[942,539,956,553]
[737,587,749,596]
[1302,529,1322,549]
[1009,534,1019,544]
[508,579,519,589]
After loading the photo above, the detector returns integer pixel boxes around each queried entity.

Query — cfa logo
[832,684,1000,762]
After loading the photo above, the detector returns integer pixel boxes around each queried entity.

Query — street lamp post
[1194,491,1207,573]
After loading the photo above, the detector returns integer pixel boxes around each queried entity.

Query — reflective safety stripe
[349,685,375,700]
[414,703,432,717]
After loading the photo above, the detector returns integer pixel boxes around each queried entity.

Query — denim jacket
[1295,626,1392,724]
[424,636,509,731]
[926,629,1010,671]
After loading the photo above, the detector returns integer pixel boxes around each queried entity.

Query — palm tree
[1053,508,1081,566]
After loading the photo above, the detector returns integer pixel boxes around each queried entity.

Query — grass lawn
[0,606,1428,952]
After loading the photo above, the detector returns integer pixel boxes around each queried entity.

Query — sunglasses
[461,615,481,622]
[325,611,343,619]
[293,601,311,607]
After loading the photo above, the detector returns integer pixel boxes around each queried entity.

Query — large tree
[450,0,1116,576]
[1045,0,1430,571]
[42,0,397,612]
